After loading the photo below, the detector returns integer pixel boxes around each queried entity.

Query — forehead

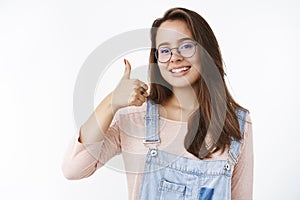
[156,20,193,47]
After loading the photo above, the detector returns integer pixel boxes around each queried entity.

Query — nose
[169,49,183,63]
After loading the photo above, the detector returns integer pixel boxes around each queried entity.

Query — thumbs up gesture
[112,59,149,110]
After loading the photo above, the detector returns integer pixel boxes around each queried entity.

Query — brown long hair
[148,7,248,159]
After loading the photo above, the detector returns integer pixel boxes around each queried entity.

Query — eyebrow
[157,37,194,48]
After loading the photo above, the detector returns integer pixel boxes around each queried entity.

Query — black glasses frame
[155,42,197,63]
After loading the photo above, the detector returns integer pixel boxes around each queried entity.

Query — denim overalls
[138,99,246,200]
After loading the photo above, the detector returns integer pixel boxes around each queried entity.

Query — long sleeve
[62,118,122,180]
[231,113,254,200]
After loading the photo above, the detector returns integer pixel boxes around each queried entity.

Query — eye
[159,47,170,54]
[180,43,193,50]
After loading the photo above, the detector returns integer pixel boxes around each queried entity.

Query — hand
[112,59,149,110]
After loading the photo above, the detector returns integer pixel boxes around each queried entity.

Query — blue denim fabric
[138,99,246,200]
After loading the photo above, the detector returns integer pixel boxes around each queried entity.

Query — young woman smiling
[63,7,253,200]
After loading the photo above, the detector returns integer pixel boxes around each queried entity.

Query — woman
[62,7,253,200]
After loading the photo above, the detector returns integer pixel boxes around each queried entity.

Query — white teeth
[170,67,190,73]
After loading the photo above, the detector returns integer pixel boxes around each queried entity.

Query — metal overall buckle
[143,139,161,157]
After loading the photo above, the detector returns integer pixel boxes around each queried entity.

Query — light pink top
[62,103,253,200]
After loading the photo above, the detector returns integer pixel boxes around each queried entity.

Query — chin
[164,75,200,89]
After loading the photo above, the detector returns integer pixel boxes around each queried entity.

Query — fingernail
[124,59,126,64]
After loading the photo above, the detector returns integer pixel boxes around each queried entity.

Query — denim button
[224,163,231,171]
[150,149,158,157]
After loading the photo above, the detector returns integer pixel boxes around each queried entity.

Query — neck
[163,85,199,112]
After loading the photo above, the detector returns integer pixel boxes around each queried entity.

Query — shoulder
[237,110,253,158]
[239,109,252,135]
[235,108,252,135]
[243,111,252,139]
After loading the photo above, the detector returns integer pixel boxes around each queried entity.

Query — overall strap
[143,99,160,146]
[229,109,247,164]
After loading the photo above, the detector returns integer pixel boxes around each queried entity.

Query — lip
[168,66,191,77]
[169,65,190,70]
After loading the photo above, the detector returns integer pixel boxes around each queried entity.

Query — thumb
[123,59,131,79]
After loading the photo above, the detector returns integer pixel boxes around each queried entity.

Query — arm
[61,116,121,180]
[79,92,117,144]
[231,113,254,200]
[62,59,148,180]
[80,59,148,144]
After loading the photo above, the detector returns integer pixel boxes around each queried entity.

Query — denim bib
[138,99,246,200]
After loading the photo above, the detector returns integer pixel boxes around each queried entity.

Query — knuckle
[134,87,140,91]
[143,92,149,97]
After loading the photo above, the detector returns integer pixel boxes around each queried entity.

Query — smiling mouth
[169,66,191,74]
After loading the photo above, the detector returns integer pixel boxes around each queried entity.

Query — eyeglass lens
[156,42,196,63]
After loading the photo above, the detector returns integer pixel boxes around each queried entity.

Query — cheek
[189,53,202,73]
[158,64,168,77]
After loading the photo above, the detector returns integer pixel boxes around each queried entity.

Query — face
[156,20,201,89]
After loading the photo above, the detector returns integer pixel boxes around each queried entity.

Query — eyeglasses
[155,42,197,63]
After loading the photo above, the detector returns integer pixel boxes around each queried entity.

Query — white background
[0,0,299,199]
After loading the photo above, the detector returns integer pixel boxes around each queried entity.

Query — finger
[129,97,144,106]
[135,86,148,96]
[142,91,149,97]
[133,80,148,91]
[136,94,146,102]
[135,96,146,106]
[140,83,148,91]
[122,59,131,79]
[141,87,149,97]
[129,93,146,106]
[136,87,146,95]
[132,90,146,101]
